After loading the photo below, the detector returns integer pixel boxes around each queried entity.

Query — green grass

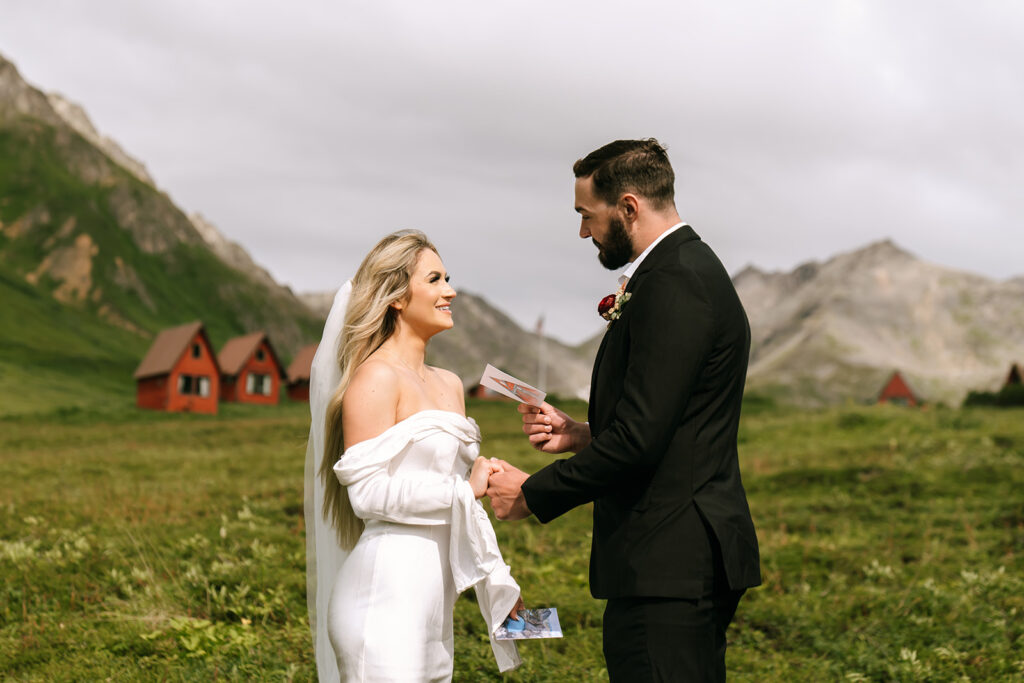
[1,399,1022,681]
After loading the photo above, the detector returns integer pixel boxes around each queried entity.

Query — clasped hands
[469,401,591,521]
[468,455,530,519]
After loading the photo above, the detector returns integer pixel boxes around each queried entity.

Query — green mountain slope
[0,56,324,415]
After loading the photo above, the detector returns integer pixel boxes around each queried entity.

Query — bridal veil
[304,281,352,683]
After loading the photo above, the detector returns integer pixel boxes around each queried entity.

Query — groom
[487,138,761,682]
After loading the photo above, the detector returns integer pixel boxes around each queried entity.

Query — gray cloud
[3,0,1022,344]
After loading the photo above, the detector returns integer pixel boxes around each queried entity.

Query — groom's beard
[594,215,633,270]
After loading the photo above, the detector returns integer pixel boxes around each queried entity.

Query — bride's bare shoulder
[432,367,462,390]
[343,359,400,443]
[347,357,399,402]
[431,367,466,410]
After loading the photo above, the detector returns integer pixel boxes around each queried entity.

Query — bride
[304,230,524,682]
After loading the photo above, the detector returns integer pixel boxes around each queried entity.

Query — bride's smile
[394,249,457,334]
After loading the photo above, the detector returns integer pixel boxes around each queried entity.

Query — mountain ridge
[734,239,1024,405]
[3,50,1021,412]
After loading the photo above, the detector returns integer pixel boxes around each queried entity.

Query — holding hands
[471,456,530,519]
[475,402,593,520]
[470,456,505,499]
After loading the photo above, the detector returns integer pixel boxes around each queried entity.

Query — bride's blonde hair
[320,229,438,549]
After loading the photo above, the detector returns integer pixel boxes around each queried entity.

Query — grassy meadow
[1,397,1022,681]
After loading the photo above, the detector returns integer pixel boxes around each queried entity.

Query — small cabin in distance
[877,370,920,407]
[469,384,512,401]
[1004,363,1022,388]
[134,321,220,414]
[286,343,318,402]
[218,332,285,405]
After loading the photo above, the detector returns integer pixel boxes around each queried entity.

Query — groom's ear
[619,193,640,221]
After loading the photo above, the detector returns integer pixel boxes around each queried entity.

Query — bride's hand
[469,457,494,499]
[508,595,525,621]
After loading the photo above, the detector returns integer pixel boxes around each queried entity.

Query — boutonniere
[598,282,632,322]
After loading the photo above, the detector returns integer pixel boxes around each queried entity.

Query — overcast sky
[3,0,1022,344]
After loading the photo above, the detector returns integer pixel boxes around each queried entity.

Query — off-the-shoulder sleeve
[450,480,522,672]
[334,427,454,525]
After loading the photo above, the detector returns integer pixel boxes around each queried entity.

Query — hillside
[734,240,1024,405]
[0,54,324,414]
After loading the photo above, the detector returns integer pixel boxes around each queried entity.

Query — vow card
[479,364,546,407]
[495,607,563,640]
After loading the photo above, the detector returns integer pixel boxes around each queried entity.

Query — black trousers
[602,589,744,683]
[602,514,745,682]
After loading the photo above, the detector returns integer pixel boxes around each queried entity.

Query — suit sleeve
[522,268,714,522]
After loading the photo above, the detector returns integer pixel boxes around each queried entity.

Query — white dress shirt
[617,222,685,288]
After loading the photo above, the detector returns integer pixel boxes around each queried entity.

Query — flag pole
[536,315,546,391]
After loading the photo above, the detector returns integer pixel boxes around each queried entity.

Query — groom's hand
[518,402,591,454]
[486,462,532,520]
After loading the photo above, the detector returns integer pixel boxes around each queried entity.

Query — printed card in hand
[479,364,546,407]
[495,607,562,640]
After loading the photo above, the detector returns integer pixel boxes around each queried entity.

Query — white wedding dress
[326,409,521,682]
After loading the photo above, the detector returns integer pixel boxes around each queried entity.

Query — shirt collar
[617,222,685,286]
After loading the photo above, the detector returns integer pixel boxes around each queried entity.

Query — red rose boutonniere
[598,282,632,322]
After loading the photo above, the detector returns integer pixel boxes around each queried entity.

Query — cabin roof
[218,331,284,377]
[134,321,209,380]
[286,343,318,383]
[879,370,919,401]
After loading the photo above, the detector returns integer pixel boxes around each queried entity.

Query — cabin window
[255,348,266,362]
[246,373,272,396]
[177,374,211,396]
[191,343,202,359]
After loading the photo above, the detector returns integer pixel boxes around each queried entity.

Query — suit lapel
[588,225,700,425]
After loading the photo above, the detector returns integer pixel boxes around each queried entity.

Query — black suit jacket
[522,226,761,599]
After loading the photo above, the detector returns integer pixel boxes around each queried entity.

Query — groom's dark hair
[573,138,675,210]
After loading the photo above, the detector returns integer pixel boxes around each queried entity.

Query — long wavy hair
[320,229,438,549]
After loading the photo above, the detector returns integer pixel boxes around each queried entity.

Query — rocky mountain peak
[45,92,155,187]
[0,54,62,126]
[825,238,915,272]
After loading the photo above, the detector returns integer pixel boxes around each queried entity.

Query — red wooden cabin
[469,384,510,401]
[877,370,920,407]
[286,343,318,401]
[134,321,220,414]
[218,332,284,404]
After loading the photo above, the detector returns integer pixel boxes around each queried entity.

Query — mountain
[0,53,324,414]
[8,49,1016,413]
[0,52,596,414]
[733,240,1024,406]
[299,289,595,399]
